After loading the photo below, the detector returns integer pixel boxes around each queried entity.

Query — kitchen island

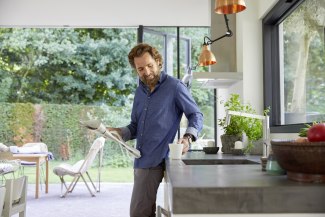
[163,152,325,217]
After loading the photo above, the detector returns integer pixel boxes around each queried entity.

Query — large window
[141,27,214,147]
[0,26,213,158]
[263,0,325,133]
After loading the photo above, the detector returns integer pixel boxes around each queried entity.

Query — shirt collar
[139,71,167,90]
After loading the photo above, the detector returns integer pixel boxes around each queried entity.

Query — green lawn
[21,160,134,184]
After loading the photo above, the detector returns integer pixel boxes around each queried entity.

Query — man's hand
[178,137,190,154]
[107,127,122,140]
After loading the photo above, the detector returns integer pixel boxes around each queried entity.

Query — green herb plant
[218,94,270,153]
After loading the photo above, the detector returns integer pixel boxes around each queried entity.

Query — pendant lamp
[215,0,246,14]
[198,0,246,66]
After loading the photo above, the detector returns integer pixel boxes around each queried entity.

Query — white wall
[235,0,298,140]
[218,0,278,114]
[0,0,210,27]
[236,0,263,112]
[216,0,300,144]
[258,0,279,19]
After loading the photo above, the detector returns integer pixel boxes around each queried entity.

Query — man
[109,43,203,217]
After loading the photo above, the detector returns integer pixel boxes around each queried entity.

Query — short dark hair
[128,43,163,69]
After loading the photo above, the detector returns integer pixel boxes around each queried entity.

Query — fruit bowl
[271,139,325,183]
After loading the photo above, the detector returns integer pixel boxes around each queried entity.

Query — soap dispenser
[266,149,286,175]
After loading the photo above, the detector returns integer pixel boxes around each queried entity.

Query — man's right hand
[107,127,122,140]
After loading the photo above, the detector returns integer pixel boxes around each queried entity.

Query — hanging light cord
[203,15,233,45]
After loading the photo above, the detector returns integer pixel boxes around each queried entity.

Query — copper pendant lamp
[198,15,232,67]
[215,0,246,14]
[198,0,246,66]
[198,45,217,67]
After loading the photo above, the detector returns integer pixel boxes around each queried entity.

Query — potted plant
[218,94,269,154]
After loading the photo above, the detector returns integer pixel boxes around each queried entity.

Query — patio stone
[20,183,164,217]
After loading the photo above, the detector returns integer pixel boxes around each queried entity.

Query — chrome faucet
[225,110,270,157]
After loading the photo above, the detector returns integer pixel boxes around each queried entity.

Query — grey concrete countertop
[165,152,325,214]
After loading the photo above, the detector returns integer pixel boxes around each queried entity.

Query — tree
[284,0,325,113]
[0,28,137,106]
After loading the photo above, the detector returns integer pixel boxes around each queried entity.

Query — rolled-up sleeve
[175,82,203,140]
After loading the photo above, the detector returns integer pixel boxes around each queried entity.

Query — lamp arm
[203,15,233,45]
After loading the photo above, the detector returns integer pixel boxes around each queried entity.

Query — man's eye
[148,64,153,68]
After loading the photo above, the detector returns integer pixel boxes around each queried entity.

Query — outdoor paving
[19,182,164,217]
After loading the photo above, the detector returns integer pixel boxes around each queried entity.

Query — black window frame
[263,0,309,133]
[138,26,217,147]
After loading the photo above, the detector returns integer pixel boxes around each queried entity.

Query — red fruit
[307,123,325,142]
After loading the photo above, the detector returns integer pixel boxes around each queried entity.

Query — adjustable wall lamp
[198,0,246,67]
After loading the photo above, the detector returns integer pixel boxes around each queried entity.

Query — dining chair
[0,153,21,182]
[53,137,105,198]
[2,176,28,217]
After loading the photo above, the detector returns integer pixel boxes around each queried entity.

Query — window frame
[138,26,217,147]
[263,0,310,133]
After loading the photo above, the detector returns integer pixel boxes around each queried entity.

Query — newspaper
[80,120,141,159]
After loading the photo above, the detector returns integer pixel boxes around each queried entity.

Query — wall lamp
[198,0,246,67]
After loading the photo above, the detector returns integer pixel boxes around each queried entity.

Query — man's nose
[143,66,150,75]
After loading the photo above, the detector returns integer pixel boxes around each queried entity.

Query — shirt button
[142,121,144,123]
[144,108,147,111]
[141,133,143,136]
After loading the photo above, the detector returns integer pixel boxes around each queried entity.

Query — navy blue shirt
[121,71,203,168]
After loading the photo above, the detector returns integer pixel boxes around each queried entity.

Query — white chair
[53,137,105,198]
[0,153,21,182]
[2,176,28,217]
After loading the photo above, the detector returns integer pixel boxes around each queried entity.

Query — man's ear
[156,59,162,69]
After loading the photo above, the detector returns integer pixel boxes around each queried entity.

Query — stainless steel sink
[182,159,259,165]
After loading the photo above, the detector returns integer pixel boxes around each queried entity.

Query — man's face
[134,52,161,88]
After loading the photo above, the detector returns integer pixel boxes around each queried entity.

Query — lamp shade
[198,45,217,66]
[215,0,246,14]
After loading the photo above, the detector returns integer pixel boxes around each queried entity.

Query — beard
[140,70,161,88]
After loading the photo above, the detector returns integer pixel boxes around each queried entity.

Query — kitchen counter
[164,152,325,215]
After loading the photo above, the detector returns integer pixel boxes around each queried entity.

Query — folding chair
[53,137,105,198]
[2,176,28,217]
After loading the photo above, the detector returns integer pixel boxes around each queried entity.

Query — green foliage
[283,0,325,113]
[41,104,90,157]
[298,121,324,137]
[0,103,15,144]
[0,103,133,167]
[200,105,214,139]
[218,94,269,153]
[10,103,35,145]
[298,123,312,137]
[0,28,138,106]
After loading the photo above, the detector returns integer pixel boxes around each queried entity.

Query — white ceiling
[0,0,211,27]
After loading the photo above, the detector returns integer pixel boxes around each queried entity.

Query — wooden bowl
[271,139,325,183]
